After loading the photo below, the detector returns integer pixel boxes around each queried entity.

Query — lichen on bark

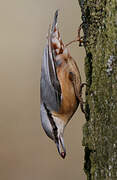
[78,0,117,179]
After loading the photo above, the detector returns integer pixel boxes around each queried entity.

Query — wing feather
[40,10,61,112]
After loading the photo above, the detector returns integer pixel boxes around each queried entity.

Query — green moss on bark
[78,0,117,179]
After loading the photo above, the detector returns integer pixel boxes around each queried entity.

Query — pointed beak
[56,135,66,159]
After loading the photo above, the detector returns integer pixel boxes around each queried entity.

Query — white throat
[53,116,65,136]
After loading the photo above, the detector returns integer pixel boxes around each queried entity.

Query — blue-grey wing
[40,10,61,112]
[40,43,61,112]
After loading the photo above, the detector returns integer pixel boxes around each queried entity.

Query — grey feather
[40,10,61,112]
[40,44,61,112]
[51,10,59,33]
[40,103,53,140]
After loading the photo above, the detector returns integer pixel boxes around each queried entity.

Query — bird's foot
[79,82,88,114]
[65,23,84,47]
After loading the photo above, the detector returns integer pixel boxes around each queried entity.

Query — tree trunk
[78,0,117,179]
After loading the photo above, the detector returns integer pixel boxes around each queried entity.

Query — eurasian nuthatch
[40,10,84,159]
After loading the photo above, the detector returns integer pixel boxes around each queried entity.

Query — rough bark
[78,0,117,179]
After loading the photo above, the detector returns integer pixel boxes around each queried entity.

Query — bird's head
[40,103,66,159]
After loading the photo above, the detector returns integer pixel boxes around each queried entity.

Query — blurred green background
[0,0,86,179]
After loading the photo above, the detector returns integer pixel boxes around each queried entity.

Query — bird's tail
[51,10,59,33]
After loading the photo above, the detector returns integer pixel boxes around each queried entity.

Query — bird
[40,10,84,159]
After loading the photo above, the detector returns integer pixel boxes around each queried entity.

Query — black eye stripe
[44,103,58,143]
